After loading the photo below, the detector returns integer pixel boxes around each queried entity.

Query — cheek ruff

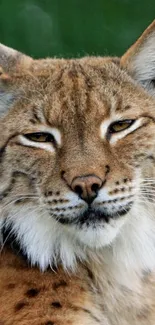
[2,223,28,262]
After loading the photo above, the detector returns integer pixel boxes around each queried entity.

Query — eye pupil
[109,119,134,134]
[24,132,56,144]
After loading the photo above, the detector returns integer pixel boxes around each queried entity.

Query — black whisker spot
[51,301,62,308]
[53,280,67,290]
[105,165,110,175]
[14,301,28,312]
[25,288,40,298]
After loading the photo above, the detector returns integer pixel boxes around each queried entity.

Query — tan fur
[1,21,155,324]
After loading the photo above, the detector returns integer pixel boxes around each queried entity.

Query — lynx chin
[1,20,155,325]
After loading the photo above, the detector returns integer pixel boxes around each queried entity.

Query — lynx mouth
[54,202,133,226]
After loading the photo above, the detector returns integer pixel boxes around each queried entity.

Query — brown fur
[1,248,155,325]
[0,248,103,325]
[1,21,155,325]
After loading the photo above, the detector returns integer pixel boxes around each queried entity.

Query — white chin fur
[2,201,155,278]
[67,217,126,249]
[1,204,125,270]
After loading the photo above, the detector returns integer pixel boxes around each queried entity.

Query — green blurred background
[0,0,154,58]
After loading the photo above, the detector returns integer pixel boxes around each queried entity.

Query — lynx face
[1,23,155,270]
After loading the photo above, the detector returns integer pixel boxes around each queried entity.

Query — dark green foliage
[0,0,154,58]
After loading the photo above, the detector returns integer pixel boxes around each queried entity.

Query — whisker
[0,194,39,199]
[140,191,155,196]
[137,197,155,204]
[140,188,155,192]
[0,227,15,254]
[0,204,47,253]
[0,196,39,211]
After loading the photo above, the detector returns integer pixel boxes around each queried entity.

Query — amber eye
[24,132,56,144]
[108,120,135,134]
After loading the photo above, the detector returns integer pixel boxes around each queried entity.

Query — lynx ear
[0,43,32,73]
[0,44,32,116]
[121,20,155,95]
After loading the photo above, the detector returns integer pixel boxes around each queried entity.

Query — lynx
[1,20,155,325]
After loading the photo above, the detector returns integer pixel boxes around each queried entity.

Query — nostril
[71,175,103,203]
[74,185,83,196]
[91,183,100,193]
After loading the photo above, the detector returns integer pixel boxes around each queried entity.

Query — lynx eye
[109,120,135,133]
[24,132,56,144]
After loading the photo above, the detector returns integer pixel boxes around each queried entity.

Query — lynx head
[1,22,155,270]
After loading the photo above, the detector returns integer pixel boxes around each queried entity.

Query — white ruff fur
[2,199,155,288]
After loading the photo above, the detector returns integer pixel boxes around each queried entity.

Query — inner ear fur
[120,20,155,95]
[0,44,32,116]
[0,43,32,73]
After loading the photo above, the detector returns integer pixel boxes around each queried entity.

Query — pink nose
[71,175,102,204]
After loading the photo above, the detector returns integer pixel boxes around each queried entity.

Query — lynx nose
[71,175,102,204]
